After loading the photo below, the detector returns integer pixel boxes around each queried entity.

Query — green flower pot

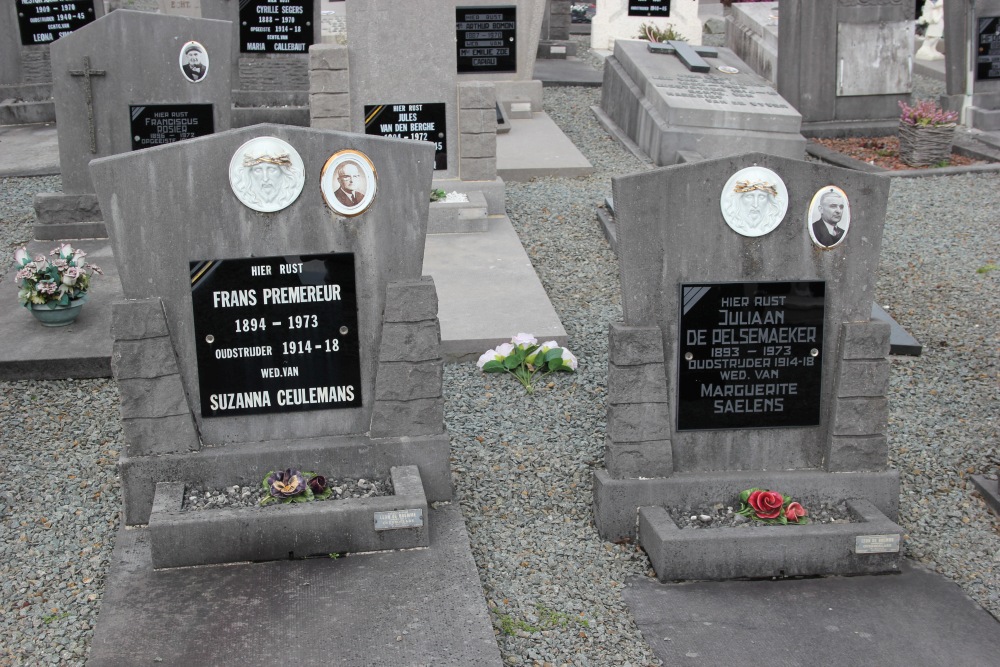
[27,294,88,327]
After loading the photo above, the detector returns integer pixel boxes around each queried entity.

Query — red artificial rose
[785,502,807,523]
[747,490,784,519]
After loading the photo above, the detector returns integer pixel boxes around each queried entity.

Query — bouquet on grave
[259,468,333,506]
[477,333,578,394]
[736,488,809,525]
[13,244,103,308]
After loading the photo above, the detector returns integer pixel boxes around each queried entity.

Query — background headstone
[776,0,914,132]
[0,0,105,125]
[591,0,702,53]
[159,0,203,18]
[599,39,804,165]
[943,0,1000,131]
[201,0,321,126]
[34,10,232,239]
[90,124,451,525]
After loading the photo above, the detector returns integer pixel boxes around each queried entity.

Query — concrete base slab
[624,561,1000,667]
[496,111,593,182]
[0,123,60,177]
[87,503,503,667]
[424,215,567,361]
[0,240,120,380]
[428,191,489,234]
[533,57,603,87]
[971,474,1000,515]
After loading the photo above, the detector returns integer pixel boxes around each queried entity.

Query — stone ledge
[149,465,429,568]
[639,499,902,581]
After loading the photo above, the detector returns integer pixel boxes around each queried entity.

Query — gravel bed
[182,477,393,511]
[1,40,998,667]
[667,501,854,529]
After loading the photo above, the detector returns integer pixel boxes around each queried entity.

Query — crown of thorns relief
[733,179,779,197]
[242,153,293,168]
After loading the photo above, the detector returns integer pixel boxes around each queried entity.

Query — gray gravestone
[34,10,232,240]
[943,0,1000,131]
[201,0,321,126]
[776,0,914,131]
[599,39,804,165]
[725,0,779,83]
[0,0,105,125]
[595,152,903,580]
[90,124,451,528]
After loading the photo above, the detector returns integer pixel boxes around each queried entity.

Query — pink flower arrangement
[898,99,958,127]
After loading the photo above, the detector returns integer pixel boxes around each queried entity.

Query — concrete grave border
[149,465,429,568]
[639,499,902,581]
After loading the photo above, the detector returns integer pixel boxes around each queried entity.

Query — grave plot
[33,9,231,240]
[90,124,451,565]
[595,152,903,581]
[597,38,804,166]
[1,0,104,125]
[943,0,1000,133]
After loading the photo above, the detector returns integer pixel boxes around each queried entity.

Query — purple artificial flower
[266,468,306,498]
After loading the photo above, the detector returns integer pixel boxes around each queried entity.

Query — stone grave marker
[724,0,779,82]
[775,0,914,132]
[591,0,702,53]
[539,0,575,59]
[158,0,202,18]
[594,152,903,581]
[90,124,451,567]
[943,0,1000,131]
[0,0,105,125]
[599,38,804,165]
[33,9,231,240]
[201,0,321,127]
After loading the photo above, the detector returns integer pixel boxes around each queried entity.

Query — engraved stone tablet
[16,0,97,45]
[364,103,447,171]
[977,16,1000,81]
[190,253,362,417]
[807,186,851,249]
[228,136,305,213]
[179,40,209,83]
[855,534,900,554]
[456,5,517,74]
[374,509,424,531]
[320,149,378,217]
[678,281,825,430]
[629,0,671,18]
[130,104,214,150]
[240,0,314,54]
[720,166,788,237]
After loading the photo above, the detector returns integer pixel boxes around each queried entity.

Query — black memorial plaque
[130,104,214,151]
[364,103,447,171]
[628,0,671,18]
[190,253,362,418]
[456,5,517,74]
[977,16,1000,81]
[677,281,825,431]
[16,0,96,45]
[239,0,314,54]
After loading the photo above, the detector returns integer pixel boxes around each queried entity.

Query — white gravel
[1,54,998,667]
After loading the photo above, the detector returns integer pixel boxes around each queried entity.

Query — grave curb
[805,140,1000,178]
[971,475,1000,516]
[148,465,429,568]
[639,499,902,581]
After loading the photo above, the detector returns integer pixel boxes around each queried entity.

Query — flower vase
[898,121,956,167]
[28,294,88,327]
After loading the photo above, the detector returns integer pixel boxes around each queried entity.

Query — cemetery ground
[1,77,998,667]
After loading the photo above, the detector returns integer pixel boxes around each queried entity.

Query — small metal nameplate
[855,534,900,554]
[374,509,424,531]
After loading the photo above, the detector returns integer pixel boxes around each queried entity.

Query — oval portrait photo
[807,185,851,249]
[320,149,378,217]
[180,41,209,83]
[720,166,788,238]
[228,136,306,213]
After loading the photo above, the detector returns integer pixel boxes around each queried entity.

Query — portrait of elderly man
[333,160,366,207]
[722,178,784,237]
[181,43,207,82]
[810,188,850,248]
[229,138,304,213]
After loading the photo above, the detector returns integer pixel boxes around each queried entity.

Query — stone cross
[647,41,719,73]
[69,56,106,153]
